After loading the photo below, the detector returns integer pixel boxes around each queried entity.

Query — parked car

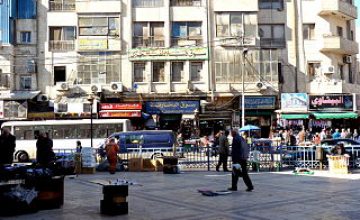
[321,139,360,152]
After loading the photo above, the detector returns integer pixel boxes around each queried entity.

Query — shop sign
[239,96,276,109]
[281,93,308,111]
[55,112,91,119]
[129,47,208,61]
[28,112,55,119]
[100,103,142,110]
[309,94,353,111]
[145,101,199,114]
[0,100,3,119]
[2,101,27,119]
[99,111,141,118]
[78,39,108,50]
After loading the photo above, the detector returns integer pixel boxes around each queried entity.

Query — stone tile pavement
[3,170,360,220]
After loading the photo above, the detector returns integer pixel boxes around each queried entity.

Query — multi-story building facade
[1,0,359,135]
[0,0,39,120]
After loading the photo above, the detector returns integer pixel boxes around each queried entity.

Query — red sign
[100,103,142,110]
[99,111,141,118]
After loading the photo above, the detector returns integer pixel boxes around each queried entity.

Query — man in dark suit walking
[228,129,253,192]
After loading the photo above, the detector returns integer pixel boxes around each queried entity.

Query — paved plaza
[3,170,360,220]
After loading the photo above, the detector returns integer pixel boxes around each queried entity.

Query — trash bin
[101,184,128,215]
[327,155,349,174]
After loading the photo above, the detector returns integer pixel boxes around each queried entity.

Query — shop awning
[313,112,358,119]
[281,113,309,119]
[0,91,41,100]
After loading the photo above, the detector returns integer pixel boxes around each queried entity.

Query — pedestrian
[340,128,347,138]
[36,132,55,166]
[105,138,119,174]
[228,129,253,192]
[313,133,321,145]
[353,129,359,140]
[0,128,16,166]
[76,140,82,153]
[345,128,352,139]
[297,128,306,145]
[320,128,327,141]
[332,129,341,139]
[216,130,230,172]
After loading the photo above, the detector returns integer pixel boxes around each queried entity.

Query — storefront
[145,101,199,135]
[278,93,309,131]
[99,102,143,129]
[238,96,276,138]
[308,94,358,132]
[54,97,96,119]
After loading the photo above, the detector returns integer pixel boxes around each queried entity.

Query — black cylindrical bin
[101,185,128,215]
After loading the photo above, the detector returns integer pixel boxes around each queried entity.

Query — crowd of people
[270,127,360,146]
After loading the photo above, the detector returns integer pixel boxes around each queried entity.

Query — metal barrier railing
[54,145,360,171]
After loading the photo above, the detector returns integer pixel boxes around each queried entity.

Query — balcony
[321,36,359,55]
[319,0,357,20]
[49,40,75,52]
[171,36,203,47]
[133,36,165,48]
[49,0,75,11]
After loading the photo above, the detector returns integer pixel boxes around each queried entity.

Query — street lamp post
[241,48,248,128]
[88,95,94,148]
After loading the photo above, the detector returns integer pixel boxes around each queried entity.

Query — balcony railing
[133,0,164,8]
[170,0,201,7]
[171,37,203,47]
[260,38,286,48]
[133,36,165,48]
[49,0,76,11]
[49,40,75,51]
[321,35,359,55]
[320,0,357,20]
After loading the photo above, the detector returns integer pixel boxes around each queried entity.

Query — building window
[77,53,120,84]
[20,32,31,43]
[79,17,120,36]
[337,26,343,37]
[259,0,284,10]
[307,62,321,81]
[134,63,146,82]
[49,26,76,51]
[57,103,68,112]
[170,0,201,7]
[216,12,257,38]
[152,62,165,82]
[49,0,76,11]
[190,62,202,82]
[171,22,202,46]
[339,64,344,80]
[133,0,163,7]
[259,24,285,48]
[171,62,184,82]
[303,24,315,40]
[83,103,91,113]
[133,22,164,48]
[20,76,32,90]
[258,50,280,82]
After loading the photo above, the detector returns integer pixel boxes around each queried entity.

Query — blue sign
[145,101,200,114]
[239,96,276,109]
[281,93,308,111]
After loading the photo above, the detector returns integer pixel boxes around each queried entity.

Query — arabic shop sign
[145,101,200,114]
[99,111,141,118]
[239,96,276,109]
[129,47,208,61]
[309,94,354,111]
[100,103,142,110]
[281,93,308,111]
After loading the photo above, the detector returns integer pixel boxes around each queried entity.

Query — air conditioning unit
[343,55,352,64]
[256,81,267,91]
[110,82,123,92]
[323,65,335,75]
[56,82,71,91]
[37,94,49,102]
[90,84,102,93]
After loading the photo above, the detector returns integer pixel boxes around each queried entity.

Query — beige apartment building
[1,0,359,134]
